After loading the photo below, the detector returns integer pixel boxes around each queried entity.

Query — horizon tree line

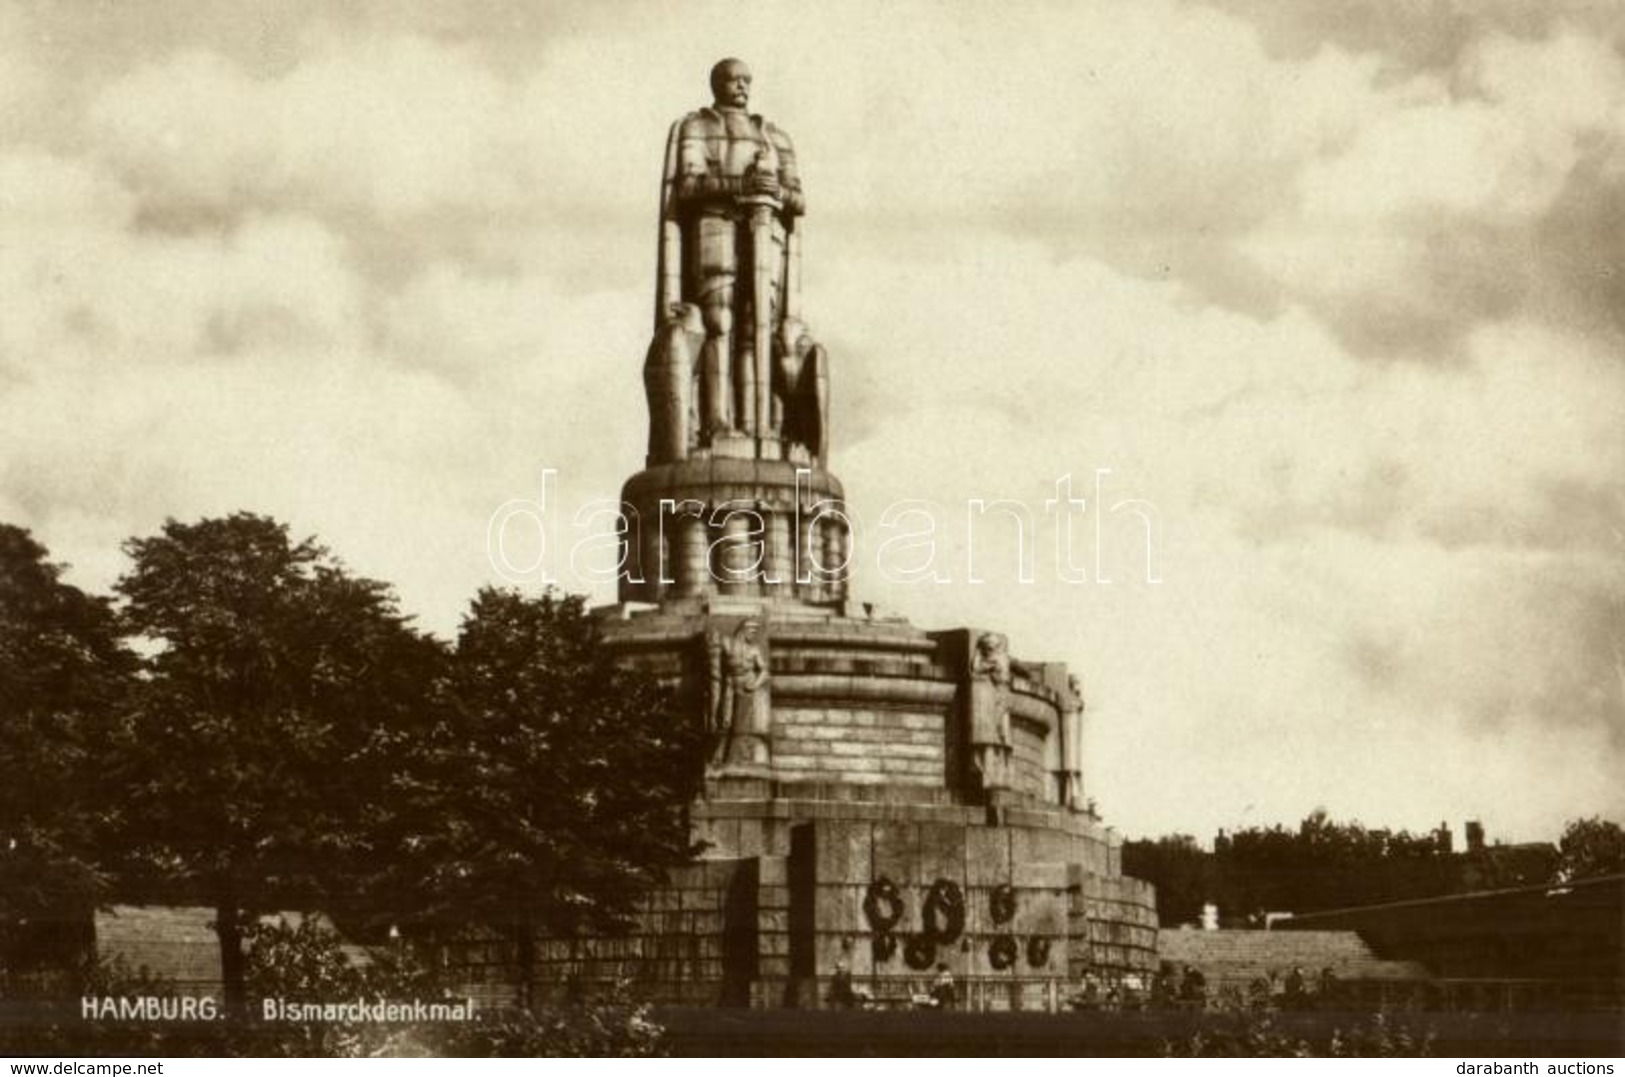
[1124,809,1624,928]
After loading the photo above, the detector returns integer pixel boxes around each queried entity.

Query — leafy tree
[113,513,442,1012]
[1128,812,1469,924]
[1214,810,1457,914]
[1555,816,1624,881]
[0,525,135,979]
[1122,834,1214,926]
[383,588,705,1008]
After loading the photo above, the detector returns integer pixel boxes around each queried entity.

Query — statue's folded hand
[745,170,781,197]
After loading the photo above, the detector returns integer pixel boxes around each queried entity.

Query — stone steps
[1158,928,1429,988]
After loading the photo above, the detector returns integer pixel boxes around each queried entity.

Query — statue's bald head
[710,58,752,110]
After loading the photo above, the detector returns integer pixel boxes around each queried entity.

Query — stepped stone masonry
[1157,930,1430,996]
[536,59,1159,1009]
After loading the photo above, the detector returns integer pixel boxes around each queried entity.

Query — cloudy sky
[3,0,1621,844]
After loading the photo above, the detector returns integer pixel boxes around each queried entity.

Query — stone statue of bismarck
[645,59,829,466]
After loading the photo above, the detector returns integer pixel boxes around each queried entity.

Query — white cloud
[0,154,363,370]
[89,38,538,222]
[1244,29,1625,357]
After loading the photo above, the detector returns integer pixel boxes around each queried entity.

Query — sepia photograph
[1,0,1621,1060]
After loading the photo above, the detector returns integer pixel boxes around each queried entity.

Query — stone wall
[1074,872,1161,976]
[772,707,945,786]
[484,859,756,1008]
[1009,718,1049,800]
[698,805,1155,1009]
[599,603,1087,814]
[498,804,1158,1011]
[796,808,1157,1007]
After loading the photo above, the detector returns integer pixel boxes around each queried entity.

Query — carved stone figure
[707,618,772,768]
[1058,674,1085,808]
[774,316,829,467]
[969,632,1014,793]
[643,302,705,464]
[648,59,829,463]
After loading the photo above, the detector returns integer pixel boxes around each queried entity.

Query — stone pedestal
[518,596,1162,1010]
[619,460,849,607]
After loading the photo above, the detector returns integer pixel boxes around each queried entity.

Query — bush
[1164,993,1436,1057]
[238,917,667,1057]
[434,983,666,1058]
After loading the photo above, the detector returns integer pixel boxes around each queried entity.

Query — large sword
[743,150,780,447]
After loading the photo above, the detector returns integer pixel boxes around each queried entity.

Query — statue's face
[711,60,752,109]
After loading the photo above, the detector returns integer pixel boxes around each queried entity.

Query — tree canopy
[113,513,443,1008]
[378,587,706,1006]
[1556,817,1625,881]
[1125,810,1501,924]
[0,525,135,971]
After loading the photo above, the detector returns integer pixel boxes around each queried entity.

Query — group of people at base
[827,962,958,1011]
[1070,963,1209,1012]
[1248,965,1342,1010]
[1069,963,1338,1012]
[823,961,1344,1013]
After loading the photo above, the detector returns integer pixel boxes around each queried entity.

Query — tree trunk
[515,909,536,1013]
[216,901,246,1017]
